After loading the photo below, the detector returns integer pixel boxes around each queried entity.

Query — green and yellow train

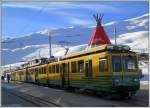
[11,44,142,97]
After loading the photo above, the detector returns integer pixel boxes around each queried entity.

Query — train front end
[106,45,142,97]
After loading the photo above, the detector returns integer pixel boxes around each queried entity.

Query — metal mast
[114,25,117,45]
[48,31,51,59]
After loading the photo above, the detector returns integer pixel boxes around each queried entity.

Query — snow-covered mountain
[2,13,149,65]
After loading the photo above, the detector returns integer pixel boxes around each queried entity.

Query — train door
[35,68,38,83]
[25,68,29,81]
[19,72,21,81]
[61,63,70,88]
[111,54,123,80]
[61,63,65,87]
[85,60,93,78]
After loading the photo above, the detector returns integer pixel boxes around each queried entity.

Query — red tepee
[87,14,111,48]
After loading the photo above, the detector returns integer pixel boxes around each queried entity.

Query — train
[11,44,142,98]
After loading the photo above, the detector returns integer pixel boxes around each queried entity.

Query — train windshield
[123,56,138,72]
[112,56,122,72]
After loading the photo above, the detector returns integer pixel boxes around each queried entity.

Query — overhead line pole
[48,31,51,59]
[114,25,117,45]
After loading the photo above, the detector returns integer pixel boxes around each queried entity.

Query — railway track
[3,88,63,107]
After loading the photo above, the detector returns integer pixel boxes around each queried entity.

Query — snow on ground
[139,62,149,75]
[117,31,148,50]
[140,81,149,85]
[1,61,27,74]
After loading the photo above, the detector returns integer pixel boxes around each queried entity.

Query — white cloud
[104,21,116,26]
[2,2,120,27]
[2,2,76,10]
[3,2,41,10]
[3,2,118,12]
[68,17,92,26]
[77,4,117,12]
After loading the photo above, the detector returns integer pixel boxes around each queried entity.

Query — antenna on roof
[93,13,104,26]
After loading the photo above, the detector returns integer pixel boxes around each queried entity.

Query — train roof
[11,44,135,73]
[62,44,106,59]
[62,44,132,60]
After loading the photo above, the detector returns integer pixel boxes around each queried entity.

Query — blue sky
[2,1,148,38]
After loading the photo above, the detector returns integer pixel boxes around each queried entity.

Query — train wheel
[120,92,131,99]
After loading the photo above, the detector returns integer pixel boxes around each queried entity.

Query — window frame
[99,57,108,72]
[71,61,77,73]
[78,60,84,73]
[122,55,138,72]
[43,67,46,74]
[49,66,51,73]
[112,55,122,72]
[52,65,56,73]
[56,64,59,73]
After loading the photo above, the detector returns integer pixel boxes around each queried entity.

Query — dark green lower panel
[25,76,140,94]
[112,84,140,92]
[38,78,47,84]
[48,80,61,86]
[69,77,113,92]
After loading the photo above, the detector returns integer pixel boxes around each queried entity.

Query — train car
[26,67,35,83]
[47,62,62,86]
[11,70,20,81]
[19,69,26,81]
[36,64,47,84]
[25,64,47,84]
[12,44,141,98]
[11,71,16,81]
[45,44,140,97]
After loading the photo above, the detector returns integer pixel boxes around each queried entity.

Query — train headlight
[114,79,120,82]
[113,78,122,86]
[133,78,139,82]
[114,78,121,83]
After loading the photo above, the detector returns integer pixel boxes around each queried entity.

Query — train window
[44,67,46,74]
[28,70,31,75]
[71,62,77,73]
[39,68,42,74]
[52,65,55,73]
[112,56,122,72]
[33,69,34,74]
[78,60,84,73]
[56,64,59,73]
[67,63,70,73]
[42,67,44,74]
[41,68,43,74]
[31,69,34,75]
[123,56,138,72]
[30,70,32,75]
[60,64,63,73]
[35,68,38,74]
[49,66,51,73]
[39,68,41,74]
[99,57,108,72]
[30,69,32,75]
[41,67,43,74]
